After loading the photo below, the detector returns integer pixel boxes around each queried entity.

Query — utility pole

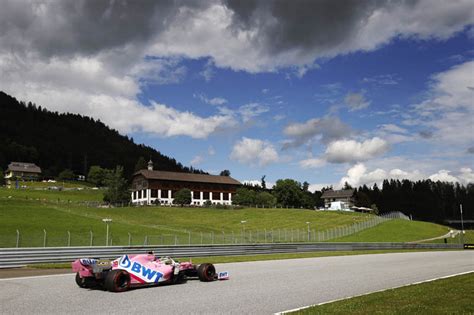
[460,204,464,244]
[102,218,112,246]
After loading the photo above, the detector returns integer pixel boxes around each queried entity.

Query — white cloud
[194,93,228,105]
[411,61,474,146]
[242,179,276,189]
[459,168,474,184]
[429,170,459,183]
[362,74,399,85]
[340,163,424,188]
[283,116,353,148]
[339,163,473,188]
[238,103,270,122]
[190,155,204,166]
[325,137,390,163]
[376,124,414,144]
[230,137,279,167]
[208,146,216,156]
[344,92,370,111]
[200,59,215,82]
[299,158,326,169]
[273,114,286,121]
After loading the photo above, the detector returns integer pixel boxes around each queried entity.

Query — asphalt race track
[1,251,473,314]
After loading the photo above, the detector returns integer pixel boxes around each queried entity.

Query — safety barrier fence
[5,212,410,248]
[0,242,462,268]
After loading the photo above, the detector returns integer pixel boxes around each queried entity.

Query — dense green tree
[0,91,206,179]
[343,182,353,190]
[354,190,372,207]
[255,191,276,207]
[302,181,310,192]
[261,175,267,189]
[103,166,130,204]
[219,169,231,176]
[87,166,110,186]
[272,179,303,207]
[301,191,316,209]
[173,188,192,206]
[58,169,75,181]
[134,157,148,172]
[233,188,257,206]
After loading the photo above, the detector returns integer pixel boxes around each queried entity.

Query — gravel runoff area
[0,251,472,314]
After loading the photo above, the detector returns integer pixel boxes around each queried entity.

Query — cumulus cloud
[340,163,423,187]
[325,137,390,163]
[1,0,473,140]
[340,163,474,188]
[429,170,459,183]
[344,92,370,111]
[230,137,279,166]
[283,116,352,148]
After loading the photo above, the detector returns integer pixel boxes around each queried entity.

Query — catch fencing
[5,211,411,248]
[0,242,462,268]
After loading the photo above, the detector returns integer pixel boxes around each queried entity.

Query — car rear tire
[104,269,131,292]
[75,273,97,288]
[197,263,215,282]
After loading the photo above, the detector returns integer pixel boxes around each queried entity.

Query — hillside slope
[0,91,203,178]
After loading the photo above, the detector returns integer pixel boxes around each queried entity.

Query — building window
[192,191,200,199]
[211,192,220,200]
[161,190,169,198]
[171,190,177,198]
[202,191,210,200]
[151,190,158,198]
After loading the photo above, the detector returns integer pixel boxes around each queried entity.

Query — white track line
[276,270,474,314]
[0,273,73,281]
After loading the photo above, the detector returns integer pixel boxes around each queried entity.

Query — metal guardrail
[0,242,463,268]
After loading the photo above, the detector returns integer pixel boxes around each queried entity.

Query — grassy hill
[0,185,461,247]
[0,91,204,178]
[330,219,450,243]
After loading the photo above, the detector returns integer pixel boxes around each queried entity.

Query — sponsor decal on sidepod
[118,255,163,283]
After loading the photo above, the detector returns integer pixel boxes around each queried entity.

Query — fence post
[43,229,47,247]
[144,235,148,246]
[90,230,93,247]
[67,231,71,247]
[200,232,203,245]
[128,232,132,246]
[264,229,267,243]
[211,232,214,244]
[189,231,192,245]
[16,229,20,248]
[175,235,178,245]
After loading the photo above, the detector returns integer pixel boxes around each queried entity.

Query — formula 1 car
[72,253,229,292]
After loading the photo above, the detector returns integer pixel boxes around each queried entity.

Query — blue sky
[1,0,473,189]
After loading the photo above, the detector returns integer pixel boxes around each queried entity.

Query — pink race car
[72,253,229,292]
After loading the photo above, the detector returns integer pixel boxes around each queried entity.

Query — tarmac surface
[0,251,473,314]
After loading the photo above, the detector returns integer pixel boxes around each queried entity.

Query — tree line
[232,178,472,223]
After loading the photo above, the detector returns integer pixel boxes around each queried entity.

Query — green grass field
[293,272,474,314]
[330,219,451,243]
[0,185,462,247]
